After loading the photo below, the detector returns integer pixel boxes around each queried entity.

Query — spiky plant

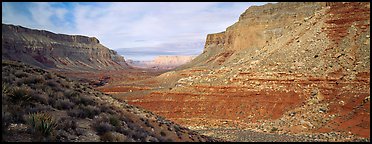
[27,112,58,138]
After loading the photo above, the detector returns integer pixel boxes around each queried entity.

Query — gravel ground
[195,128,370,142]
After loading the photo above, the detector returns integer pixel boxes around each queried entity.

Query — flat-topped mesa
[238,2,324,22]
[2,23,128,71]
[2,24,100,45]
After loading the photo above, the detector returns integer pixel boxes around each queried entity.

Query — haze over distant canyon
[2,2,370,142]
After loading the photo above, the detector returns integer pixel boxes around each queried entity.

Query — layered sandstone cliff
[118,2,370,140]
[2,24,128,71]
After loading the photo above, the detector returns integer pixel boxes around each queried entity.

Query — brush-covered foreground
[1,60,222,142]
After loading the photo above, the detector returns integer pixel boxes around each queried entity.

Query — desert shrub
[14,71,29,78]
[25,104,52,114]
[30,91,49,104]
[27,112,58,138]
[46,80,59,88]
[176,131,183,140]
[270,127,278,133]
[57,117,77,131]
[81,105,100,119]
[56,74,66,79]
[144,120,153,128]
[67,108,84,118]
[94,122,113,135]
[59,80,71,89]
[3,75,16,84]
[127,121,137,131]
[136,129,150,141]
[16,79,25,86]
[2,107,12,134]
[79,95,95,106]
[63,89,74,97]
[109,116,120,127]
[69,96,80,104]
[100,104,116,114]
[53,99,74,110]
[9,107,26,123]
[53,91,65,100]
[44,73,55,80]
[67,105,99,119]
[100,132,115,142]
[173,125,181,132]
[44,86,55,97]
[160,131,166,137]
[30,83,45,90]
[2,82,12,96]
[165,138,174,142]
[116,126,130,135]
[9,86,32,105]
[32,68,46,75]
[100,132,126,142]
[23,76,45,85]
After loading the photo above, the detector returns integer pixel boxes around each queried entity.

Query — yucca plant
[27,112,58,138]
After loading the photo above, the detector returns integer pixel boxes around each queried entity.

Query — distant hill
[127,55,196,70]
[2,24,129,72]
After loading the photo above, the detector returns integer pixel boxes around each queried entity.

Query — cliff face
[121,2,370,139]
[183,2,370,76]
[2,24,128,71]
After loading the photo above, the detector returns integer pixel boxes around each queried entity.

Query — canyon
[2,2,370,142]
[100,2,370,142]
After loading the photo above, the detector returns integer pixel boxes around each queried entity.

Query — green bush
[109,116,120,127]
[27,112,58,138]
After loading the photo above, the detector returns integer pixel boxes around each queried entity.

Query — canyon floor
[3,2,369,142]
[60,66,369,142]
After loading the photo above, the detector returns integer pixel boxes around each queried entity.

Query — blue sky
[2,2,269,61]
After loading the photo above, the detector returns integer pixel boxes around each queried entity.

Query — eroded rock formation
[113,2,370,141]
[2,24,128,71]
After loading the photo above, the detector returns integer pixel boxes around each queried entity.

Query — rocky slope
[106,2,370,141]
[1,60,222,142]
[2,24,128,71]
[127,56,196,69]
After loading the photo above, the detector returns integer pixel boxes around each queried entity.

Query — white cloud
[2,3,34,27]
[3,2,268,60]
